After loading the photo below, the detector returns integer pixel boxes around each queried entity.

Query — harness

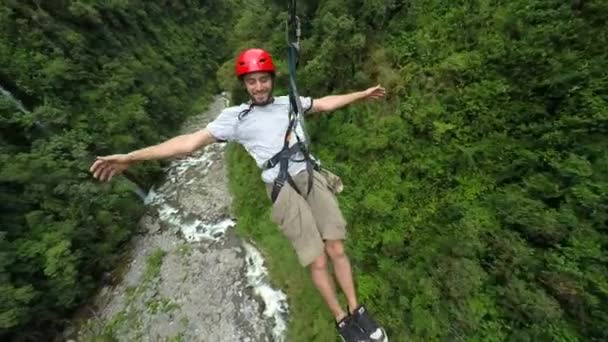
[263,0,318,203]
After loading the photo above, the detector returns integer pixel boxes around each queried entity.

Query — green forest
[2,0,607,341]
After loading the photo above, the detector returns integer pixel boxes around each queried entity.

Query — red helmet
[235,48,276,78]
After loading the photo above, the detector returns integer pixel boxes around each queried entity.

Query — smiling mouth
[252,93,271,104]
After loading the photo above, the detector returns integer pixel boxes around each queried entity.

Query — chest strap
[263,114,317,203]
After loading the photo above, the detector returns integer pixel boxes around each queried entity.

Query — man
[90,48,387,342]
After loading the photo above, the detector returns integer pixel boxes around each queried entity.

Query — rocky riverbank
[65,95,288,342]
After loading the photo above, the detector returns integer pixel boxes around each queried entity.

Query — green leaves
[1,0,236,337]
[226,0,608,340]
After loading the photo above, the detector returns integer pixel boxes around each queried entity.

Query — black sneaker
[350,305,388,342]
[337,314,370,342]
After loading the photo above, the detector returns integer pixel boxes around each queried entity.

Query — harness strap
[263,142,303,169]
[266,0,317,203]
[269,153,316,203]
[266,109,317,203]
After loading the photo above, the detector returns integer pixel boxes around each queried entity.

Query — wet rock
[66,96,288,342]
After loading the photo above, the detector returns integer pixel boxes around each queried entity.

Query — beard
[249,83,274,105]
[252,92,271,104]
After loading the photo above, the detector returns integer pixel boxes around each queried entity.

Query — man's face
[243,72,273,104]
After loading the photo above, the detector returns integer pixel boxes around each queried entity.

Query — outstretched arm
[310,84,386,113]
[125,129,216,162]
[90,129,216,182]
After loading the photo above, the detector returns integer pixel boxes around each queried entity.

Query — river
[64,95,288,342]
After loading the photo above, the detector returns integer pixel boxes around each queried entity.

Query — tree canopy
[2,0,607,340]
[1,1,234,339]
[225,0,608,340]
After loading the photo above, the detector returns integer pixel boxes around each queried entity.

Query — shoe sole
[371,328,388,342]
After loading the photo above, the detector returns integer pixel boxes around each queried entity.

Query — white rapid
[0,85,28,113]
[67,95,289,342]
[143,142,290,341]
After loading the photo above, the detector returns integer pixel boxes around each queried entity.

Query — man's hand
[362,84,386,100]
[90,154,133,182]
[89,129,216,182]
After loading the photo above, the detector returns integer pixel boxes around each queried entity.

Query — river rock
[65,96,288,342]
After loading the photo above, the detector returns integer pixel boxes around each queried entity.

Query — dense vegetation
[0,1,233,339]
[2,0,607,341]
[225,0,608,341]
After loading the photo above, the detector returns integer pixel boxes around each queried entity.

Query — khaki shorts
[265,170,347,267]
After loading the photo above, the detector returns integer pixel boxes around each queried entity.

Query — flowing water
[66,95,288,342]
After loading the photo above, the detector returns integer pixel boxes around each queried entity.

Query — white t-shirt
[206,96,315,183]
